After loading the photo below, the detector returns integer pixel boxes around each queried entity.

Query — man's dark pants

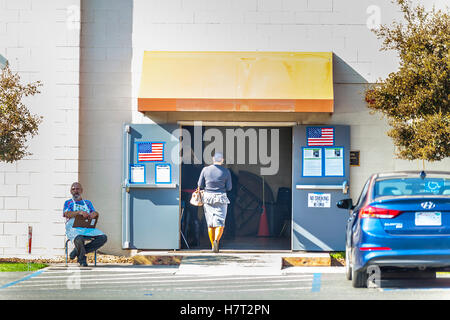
[73,234,107,264]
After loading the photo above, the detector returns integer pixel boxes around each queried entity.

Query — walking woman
[198,152,232,253]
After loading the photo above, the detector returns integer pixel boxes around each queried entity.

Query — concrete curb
[282,266,346,274]
[131,251,341,268]
[282,255,331,267]
[133,254,182,266]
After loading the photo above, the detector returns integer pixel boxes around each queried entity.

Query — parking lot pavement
[2,263,450,301]
[0,264,178,299]
[0,271,42,289]
[175,253,283,275]
[0,264,316,300]
[307,271,450,300]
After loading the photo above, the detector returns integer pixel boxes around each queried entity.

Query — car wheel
[345,247,352,280]
[352,268,368,288]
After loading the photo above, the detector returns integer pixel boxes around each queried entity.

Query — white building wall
[0,0,80,257]
[1,0,448,257]
[130,0,450,201]
[79,0,132,255]
[81,0,449,255]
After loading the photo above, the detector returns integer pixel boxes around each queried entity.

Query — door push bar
[296,180,349,194]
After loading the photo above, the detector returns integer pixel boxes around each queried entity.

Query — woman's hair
[213,152,224,162]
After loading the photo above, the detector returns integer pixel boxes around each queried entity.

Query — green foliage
[0,263,47,272]
[330,252,345,260]
[0,63,42,163]
[365,0,450,161]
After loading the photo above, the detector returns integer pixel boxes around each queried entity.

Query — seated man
[63,182,107,267]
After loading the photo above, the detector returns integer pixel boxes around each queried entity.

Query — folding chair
[65,238,97,266]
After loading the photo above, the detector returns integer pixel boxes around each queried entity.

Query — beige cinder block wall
[0,0,81,258]
[132,0,449,202]
[79,0,132,255]
[0,0,446,257]
[77,0,449,255]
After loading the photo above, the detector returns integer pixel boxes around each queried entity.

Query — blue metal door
[122,123,180,249]
[292,125,350,251]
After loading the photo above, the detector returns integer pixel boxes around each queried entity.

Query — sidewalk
[132,251,345,276]
[0,251,345,278]
[175,253,282,275]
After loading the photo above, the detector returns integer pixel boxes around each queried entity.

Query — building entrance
[180,125,292,251]
[121,123,349,252]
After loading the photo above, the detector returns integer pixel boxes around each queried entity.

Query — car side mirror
[337,198,353,210]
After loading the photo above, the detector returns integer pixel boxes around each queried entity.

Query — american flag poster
[138,142,164,162]
[307,127,334,146]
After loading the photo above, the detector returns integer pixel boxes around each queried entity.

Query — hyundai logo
[421,202,436,210]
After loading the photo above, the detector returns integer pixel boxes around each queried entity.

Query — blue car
[337,171,450,288]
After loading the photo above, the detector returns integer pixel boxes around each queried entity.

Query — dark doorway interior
[180,126,292,251]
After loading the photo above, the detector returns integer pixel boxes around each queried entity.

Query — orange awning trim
[137,98,333,112]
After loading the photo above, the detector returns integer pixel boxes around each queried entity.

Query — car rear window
[374,177,450,197]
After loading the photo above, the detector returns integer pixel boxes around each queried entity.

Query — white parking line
[176,287,312,293]
[6,273,314,290]
[380,287,450,292]
[13,275,313,286]
[28,272,313,282]
[24,272,179,280]
[43,267,178,273]
[14,278,312,288]
[17,277,313,286]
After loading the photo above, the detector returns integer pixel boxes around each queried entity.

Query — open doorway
[180,125,292,251]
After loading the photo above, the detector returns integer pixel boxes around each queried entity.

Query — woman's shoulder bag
[190,187,204,206]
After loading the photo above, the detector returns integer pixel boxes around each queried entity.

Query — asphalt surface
[1,262,450,301]
[2,252,448,320]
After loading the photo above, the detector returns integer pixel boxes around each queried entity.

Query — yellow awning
[138,51,333,112]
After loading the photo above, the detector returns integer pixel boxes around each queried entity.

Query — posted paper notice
[325,147,344,177]
[130,165,145,183]
[303,148,322,177]
[156,164,171,184]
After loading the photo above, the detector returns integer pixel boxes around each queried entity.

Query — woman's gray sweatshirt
[197,164,232,193]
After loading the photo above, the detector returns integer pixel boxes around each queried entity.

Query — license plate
[415,212,442,226]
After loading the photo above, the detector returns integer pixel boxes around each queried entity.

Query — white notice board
[130,165,146,184]
[155,164,172,184]
[324,147,344,177]
[302,148,322,177]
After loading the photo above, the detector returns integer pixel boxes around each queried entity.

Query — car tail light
[359,205,402,219]
[359,247,392,251]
